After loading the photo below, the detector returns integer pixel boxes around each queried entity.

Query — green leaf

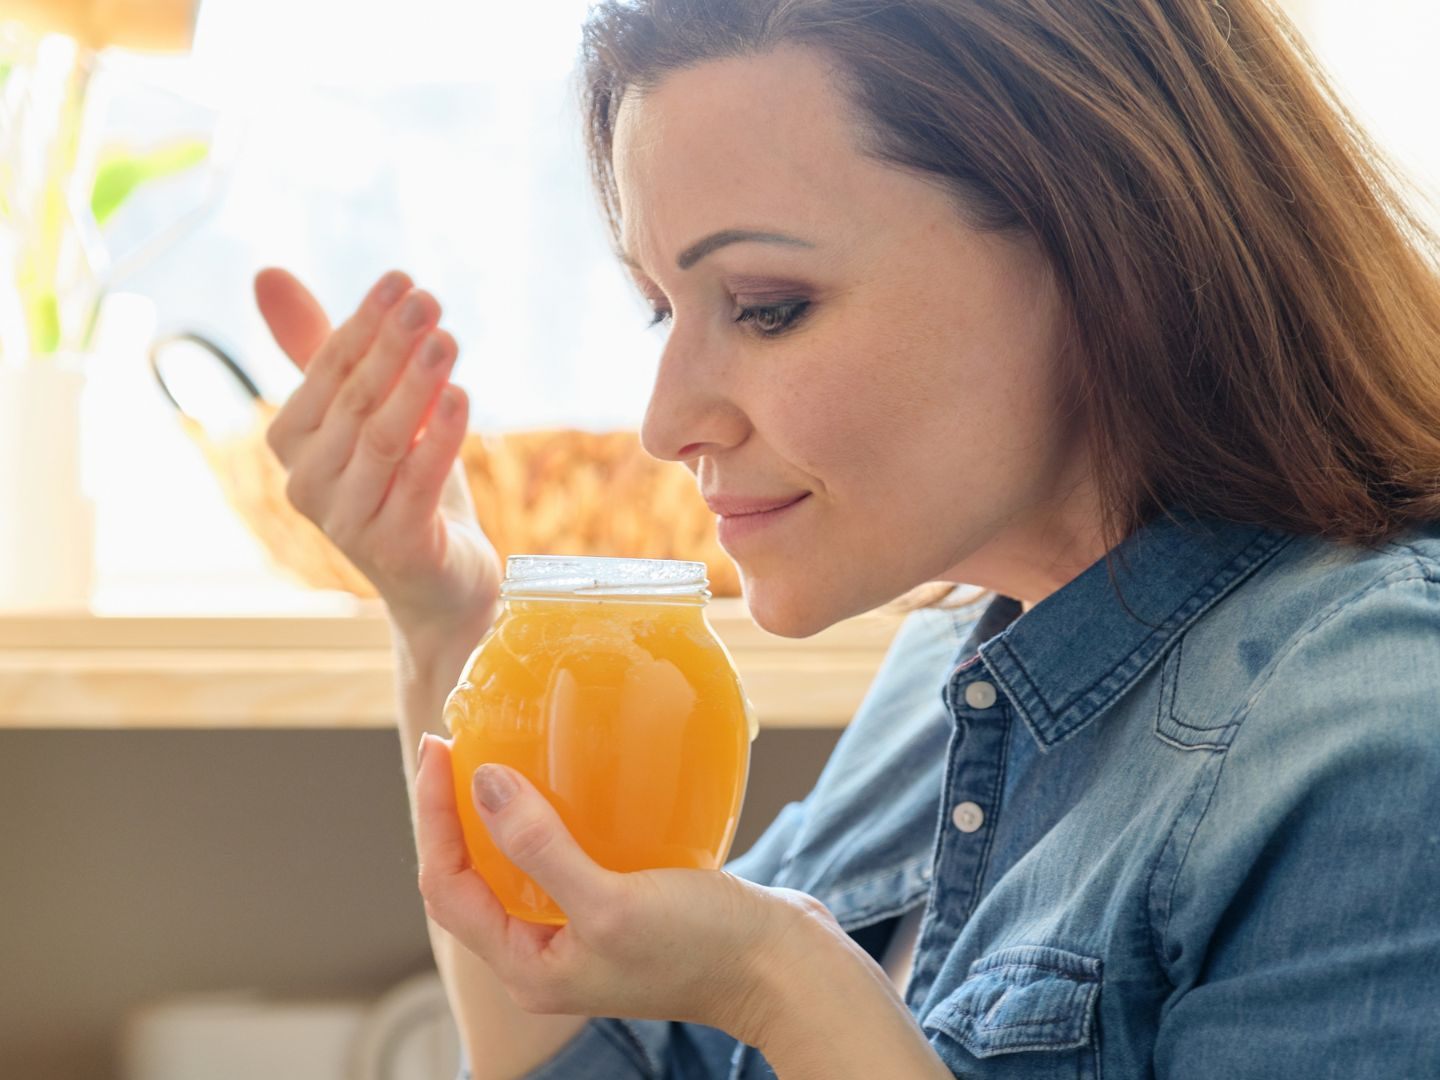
[90,138,210,227]
[28,292,61,356]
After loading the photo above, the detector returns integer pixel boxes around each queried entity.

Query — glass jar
[444,555,757,926]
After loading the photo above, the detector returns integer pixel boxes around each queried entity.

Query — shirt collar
[956,511,1297,750]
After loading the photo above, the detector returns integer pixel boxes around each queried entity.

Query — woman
[254,0,1440,1076]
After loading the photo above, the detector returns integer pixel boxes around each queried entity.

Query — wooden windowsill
[0,598,904,730]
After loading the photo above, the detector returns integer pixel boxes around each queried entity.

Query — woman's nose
[639,339,750,464]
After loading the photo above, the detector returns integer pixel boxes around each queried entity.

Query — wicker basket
[181,401,741,599]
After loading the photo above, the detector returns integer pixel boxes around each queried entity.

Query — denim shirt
[461,512,1440,1079]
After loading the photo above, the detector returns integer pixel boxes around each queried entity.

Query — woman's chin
[739,575,838,639]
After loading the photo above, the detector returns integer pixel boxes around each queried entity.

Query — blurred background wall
[0,728,843,1080]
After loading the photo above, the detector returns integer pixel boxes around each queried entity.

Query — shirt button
[964,681,998,709]
[951,801,985,833]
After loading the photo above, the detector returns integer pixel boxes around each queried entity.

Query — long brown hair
[578,0,1440,608]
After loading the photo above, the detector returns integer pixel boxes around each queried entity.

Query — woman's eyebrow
[617,228,815,273]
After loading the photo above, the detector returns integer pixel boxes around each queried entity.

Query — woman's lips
[713,493,811,547]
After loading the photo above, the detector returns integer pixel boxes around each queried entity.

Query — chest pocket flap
[922,944,1102,1060]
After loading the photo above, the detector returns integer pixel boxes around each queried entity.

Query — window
[70,0,665,611]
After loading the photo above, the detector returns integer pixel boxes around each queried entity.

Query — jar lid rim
[501,555,710,597]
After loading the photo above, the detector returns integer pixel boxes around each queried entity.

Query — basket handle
[149,330,264,421]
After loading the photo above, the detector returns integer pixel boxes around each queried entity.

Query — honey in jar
[444,556,756,925]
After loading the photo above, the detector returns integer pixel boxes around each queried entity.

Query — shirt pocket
[921,944,1102,1080]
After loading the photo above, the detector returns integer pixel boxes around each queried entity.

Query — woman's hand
[413,732,844,1048]
[254,269,501,651]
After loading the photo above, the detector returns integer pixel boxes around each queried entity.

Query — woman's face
[614,47,1102,636]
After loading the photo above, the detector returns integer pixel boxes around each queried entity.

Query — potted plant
[0,2,206,611]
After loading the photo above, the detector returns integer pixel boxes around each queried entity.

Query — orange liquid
[444,597,752,925]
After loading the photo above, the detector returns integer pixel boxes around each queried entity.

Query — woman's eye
[734,300,810,336]
[644,300,811,335]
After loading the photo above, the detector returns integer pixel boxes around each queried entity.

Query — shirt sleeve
[1153,571,1440,1078]
[455,797,815,1080]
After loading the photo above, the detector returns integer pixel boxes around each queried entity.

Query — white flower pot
[0,359,95,612]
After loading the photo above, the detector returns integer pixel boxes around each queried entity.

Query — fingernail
[438,386,459,418]
[421,334,448,369]
[377,272,406,306]
[417,732,433,771]
[474,764,517,812]
[400,293,428,329]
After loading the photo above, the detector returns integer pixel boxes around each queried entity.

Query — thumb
[253,266,332,371]
[473,764,610,915]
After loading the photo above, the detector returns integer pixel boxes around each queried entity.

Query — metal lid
[500,555,710,599]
